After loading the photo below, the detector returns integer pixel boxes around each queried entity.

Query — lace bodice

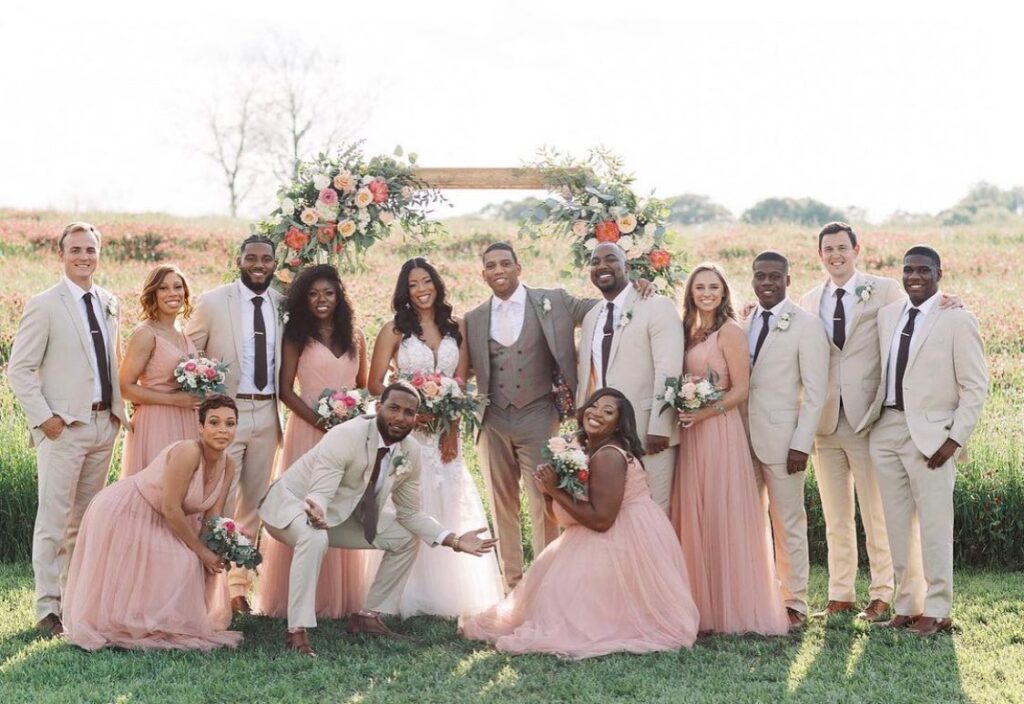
[397,335,460,377]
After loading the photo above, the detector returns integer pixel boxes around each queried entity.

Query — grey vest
[488,302,554,409]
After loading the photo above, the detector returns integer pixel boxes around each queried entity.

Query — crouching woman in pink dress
[62,395,243,651]
[459,388,699,659]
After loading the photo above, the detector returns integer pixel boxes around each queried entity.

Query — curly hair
[574,387,646,461]
[283,264,357,357]
[138,265,194,321]
[390,258,462,346]
[681,261,736,347]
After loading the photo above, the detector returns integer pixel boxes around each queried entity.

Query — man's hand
[633,278,656,299]
[938,293,964,310]
[786,449,809,475]
[304,499,327,529]
[39,415,65,441]
[740,301,757,320]
[451,527,498,556]
[927,439,960,469]
[646,434,670,455]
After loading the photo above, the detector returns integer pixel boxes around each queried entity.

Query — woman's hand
[678,406,717,428]
[439,423,460,464]
[172,391,202,410]
[198,547,226,575]
[532,463,559,495]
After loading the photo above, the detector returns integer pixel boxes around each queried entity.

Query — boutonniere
[539,296,552,315]
[619,310,633,329]
[278,307,290,327]
[775,313,792,331]
[392,451,409,476]
[104,297,118,321]
[854,282,875,303]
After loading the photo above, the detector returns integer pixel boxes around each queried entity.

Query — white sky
[2,0,1021,222]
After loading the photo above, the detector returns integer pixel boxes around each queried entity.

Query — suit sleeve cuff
[434,530,454,547]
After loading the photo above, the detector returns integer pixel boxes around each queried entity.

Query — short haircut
[380,381,420,406]
[752,250,789,273]
[199,394,238,423]
[482,242,518,265]
[58,222,101,252]
[904,245,941,269]
[240,234,275,255]
[817,221,858,252]
[592,242,627,263]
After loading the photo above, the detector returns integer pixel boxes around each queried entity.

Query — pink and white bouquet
[542,434,590,501]
[200,516,262,571]
[314,387,370,430]
[401,371,487,437]
[657,370,724,414]
[174,355,228,399]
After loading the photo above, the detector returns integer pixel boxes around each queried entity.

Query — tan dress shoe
[787,608,807,627]
[36,613,63,638]
[876,614,921,629]
[908,617,953,637]
[347,612,405,638]
[857,599,890,622]
[812,600,857,618]
[231,596,252,614]
[285,629,317,657]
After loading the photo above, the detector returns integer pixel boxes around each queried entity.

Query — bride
[368,257,504,618]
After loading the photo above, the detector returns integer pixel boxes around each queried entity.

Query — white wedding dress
[396,335,504,618]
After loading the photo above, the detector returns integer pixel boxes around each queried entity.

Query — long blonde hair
[681,262,736,347]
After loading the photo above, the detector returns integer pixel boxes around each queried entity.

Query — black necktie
[752,310,772,364]
[359,447,390,544]
[252,296,268,390]
[600,302,615,387]
[82,292,112,407]
[833,288,847,350]
[893,308,919,411]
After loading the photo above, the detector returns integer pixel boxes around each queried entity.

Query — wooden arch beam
[411,167,547,190]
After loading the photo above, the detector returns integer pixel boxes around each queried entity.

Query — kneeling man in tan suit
[862,246,987,636]
[259,382,496,655]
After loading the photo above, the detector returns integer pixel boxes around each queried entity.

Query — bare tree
[205,88,262,217]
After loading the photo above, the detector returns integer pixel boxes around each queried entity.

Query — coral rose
[648,248,672,270]
[578,469,590,482]
[288,257,302,268]
[284,227,309,250]
[368,178,390,203]
[317,223,336,243]
[594,220,621,243]
[354,188,374,208]
[318,187,339,206]
[299,208,319,225]
[338,219,356,238]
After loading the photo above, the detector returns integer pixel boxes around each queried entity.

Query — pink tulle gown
[670,329,789,635]
[253,339,378,618]
[62,441,241,651]
[460,446,699,659]
[122,324,199,476]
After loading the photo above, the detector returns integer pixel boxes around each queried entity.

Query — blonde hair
[681,261,736,346]
[139,265,193,321]
[58,222,101,252]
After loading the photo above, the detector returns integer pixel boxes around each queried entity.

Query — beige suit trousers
[33,410,118,620]
[869,409,954,618]
[643,446,677,514]
[814,410,894,603]
[265,514,419,629]
[478,399,560,590]
[753,459,809,613]
[226,398,280,598]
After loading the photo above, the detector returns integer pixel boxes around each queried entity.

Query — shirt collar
[906,290,940,318]
[63,276,97,300]
[604,285,631,310]
[756,298,789,319]
[825,271,861,298]
[237,279,266,301]
[492,283,527,310]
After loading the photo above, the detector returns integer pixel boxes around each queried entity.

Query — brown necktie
[752,310,772,364]
[893,308,920,411]
[358,447,390,544]
[832,288,847,350]
[82,292,112,407]
[252,296,268,390]
[600,302,614,387]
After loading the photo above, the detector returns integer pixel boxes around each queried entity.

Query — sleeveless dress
[122,323,200,476]
[459,446,699,658]
[62,441,241,651]
[254,339,379,618]
[396,335,504,618]
[670,329,790,635]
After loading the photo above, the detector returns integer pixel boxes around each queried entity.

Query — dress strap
[591,444,632,462]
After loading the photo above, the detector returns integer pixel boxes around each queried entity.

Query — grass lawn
[1,564,1021,703]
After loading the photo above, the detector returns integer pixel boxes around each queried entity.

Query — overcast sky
[2,0,1021,222]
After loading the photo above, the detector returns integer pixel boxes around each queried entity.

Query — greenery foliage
[665,193,733,225]
[741,197,847,226]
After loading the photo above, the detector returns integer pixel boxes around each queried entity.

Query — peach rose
[615,213,637,234]
[276,268,294,284]
[400,185,414,199]
[648,248,672,270]
[421,380,440,397]
[379,210,395,225]
[547,436,568,454]
[594,220,620,243]
[333,171,356,193]
[354,188,374,208]
[299,208,319,225]
[679,381,697,400]
[284,227,309,250]
[572,220,589,237]
[338,219,356,238]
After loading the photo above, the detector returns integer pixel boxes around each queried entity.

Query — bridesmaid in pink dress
[670,262,790,635]
[63,395,242,651]
[460,388,699,659]
[120,265,201,476]
[254,264,376,619]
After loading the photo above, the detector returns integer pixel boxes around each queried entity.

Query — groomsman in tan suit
[7,222,126,636]
[260,383,496,655]
[862,246,987,636]
[186,234,284,612]
[744,251,829,626]
[575,243,683,511]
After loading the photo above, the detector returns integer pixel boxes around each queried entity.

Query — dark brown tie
[252,296,268,390]
[600,302,614,387]
[893,308,919,411]
[832,288,847,350]
[752,310,772,364]
[358,447,391,544]
[82,292,112,407]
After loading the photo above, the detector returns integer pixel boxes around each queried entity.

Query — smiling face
[819,230,860,283]
[237,242,276,293]
[60,229,100,287]
[376,388,419,444]
[902,253,942,305]
[689,269,725,315]
[407,267,437,312]
[307,278,338,321]
[481,249,522,299]
[752,259,789,309]
[199,406,238,452]
[155,272,187,318]
[589,243,629,296]
[582,394,621,443]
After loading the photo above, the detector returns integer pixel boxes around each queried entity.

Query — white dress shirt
[376,435,451,546]
[748,299,789,361]
[489,283,528,346]
[236,280,277,394]
[590,285,632,381]
[63,276,110,404]
[884,291,940,406]
[819,271,862,342]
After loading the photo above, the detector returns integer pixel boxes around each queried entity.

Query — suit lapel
[905,301,943,371]
[470,302,491,388]
[606,287,638,370]
[843,273,871,344]
[227,284,245,367]
[754,299,791,365]
[526,287,558,360]
[361,418,378,485]
[97,289,119,370]
[878,304,902,368]
[58,286,96,359]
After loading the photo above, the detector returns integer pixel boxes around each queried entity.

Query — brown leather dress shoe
[857,599,891,622]
[812,600,857,618]
[787,608,807,627]
[36,613,63,637]
[285,629,317,657]
[347,612,405,638]
[231,596,252,614]
[908,616,953,637]
[876,614,921,629]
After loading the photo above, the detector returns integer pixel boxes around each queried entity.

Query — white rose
[400,185,414,199]
[300,208,319,226]
[680,382,698,400]
[618,235,635,253]
[695,380,714,397]
[616,213,638,234]
[281,198,295,216]
[313,173,330,190]
[663,387,676,403]
[570,449,588,468]
[338,219,356,238]
[361,174,375,185]
[588,197,600,207]
[316,202,339,221]
[584,238,598,251]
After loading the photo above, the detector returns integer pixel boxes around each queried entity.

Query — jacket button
[499,384,504,389]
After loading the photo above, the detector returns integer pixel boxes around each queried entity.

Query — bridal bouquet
[657,371,724,414]
[174,355,228,399]
[401,372,486,436]
[542,435,590,501]
[314,387,370,430]
[200,516,262,571]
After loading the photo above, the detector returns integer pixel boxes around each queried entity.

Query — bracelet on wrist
[451,536,461,552]
[714,403,726,415]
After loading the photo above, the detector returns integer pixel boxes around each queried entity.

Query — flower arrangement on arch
[254,142,445,285]
[519,147,686,291]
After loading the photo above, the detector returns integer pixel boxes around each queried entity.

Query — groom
[259,382,496,655]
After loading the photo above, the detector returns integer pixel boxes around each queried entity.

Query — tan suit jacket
[744,299,829,467]
[260,415,443,544]
[575,288,683,443]
[7,281,126,445]
[799,274,904,434]
[861,299,988,456]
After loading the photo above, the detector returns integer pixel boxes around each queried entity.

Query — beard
[376,415,413,445]
[240,269,271,294]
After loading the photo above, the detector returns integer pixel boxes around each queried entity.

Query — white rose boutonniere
[619,310,633,329]
[538,296,552,315]
[392,452,410,476]
[854,282,875,303]
[278,307,290,327]
[104,297,118,321]
[776,313,792,332]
